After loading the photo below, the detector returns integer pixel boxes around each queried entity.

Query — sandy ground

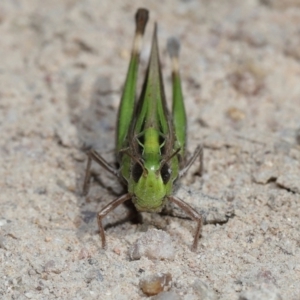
[1,0,300,299]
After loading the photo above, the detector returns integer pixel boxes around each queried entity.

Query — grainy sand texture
[0,0,300,299]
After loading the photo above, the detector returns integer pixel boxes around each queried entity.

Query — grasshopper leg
[168,195,202,252]
[82,149,120,195]
[83,155,92,195]
[179,144,203,178]
[97,193,132,248]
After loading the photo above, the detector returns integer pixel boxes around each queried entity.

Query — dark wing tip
[135,8,149,35]
[167,37,180,58]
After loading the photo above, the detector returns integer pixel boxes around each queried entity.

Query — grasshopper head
[129,161,172,212]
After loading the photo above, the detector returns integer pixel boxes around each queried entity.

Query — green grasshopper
[83,8,203,251]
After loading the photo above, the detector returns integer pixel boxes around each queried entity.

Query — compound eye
[160,163,171,184]
[132,162,143,182]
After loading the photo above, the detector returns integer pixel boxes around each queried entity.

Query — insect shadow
[66,74,142,243]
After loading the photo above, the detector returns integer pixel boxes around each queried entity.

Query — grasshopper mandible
[83,8,203,251]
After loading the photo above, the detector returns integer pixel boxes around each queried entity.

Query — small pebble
[24,292,33,299]
[239,286,282,300]
[44,260,62,274]
[0,219,8,226]
[113,247,121,255]
[78,247,91,260]
[260,221,269,233]
[257,269,276,285]
[43,288,50,295]
[226,107,245,122]
[85,269,104,283]
[253,163,277,184]
[140,273,172,296]
[28,269,36,276]
[66,246,73,252]
[192,279,217,300]
[88,258,98,266]
[276,172,300,194]
[129,229,175,260]
[44,260,55,273]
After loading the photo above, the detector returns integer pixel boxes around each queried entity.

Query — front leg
[83,149,120,195]
[179,144,203,179]
[168,195,202,252]
[97,193,132,248]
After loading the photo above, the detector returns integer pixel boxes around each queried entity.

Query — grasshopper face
[126,130,180,212]
[129,162,170,212]
[83,8,203,251]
